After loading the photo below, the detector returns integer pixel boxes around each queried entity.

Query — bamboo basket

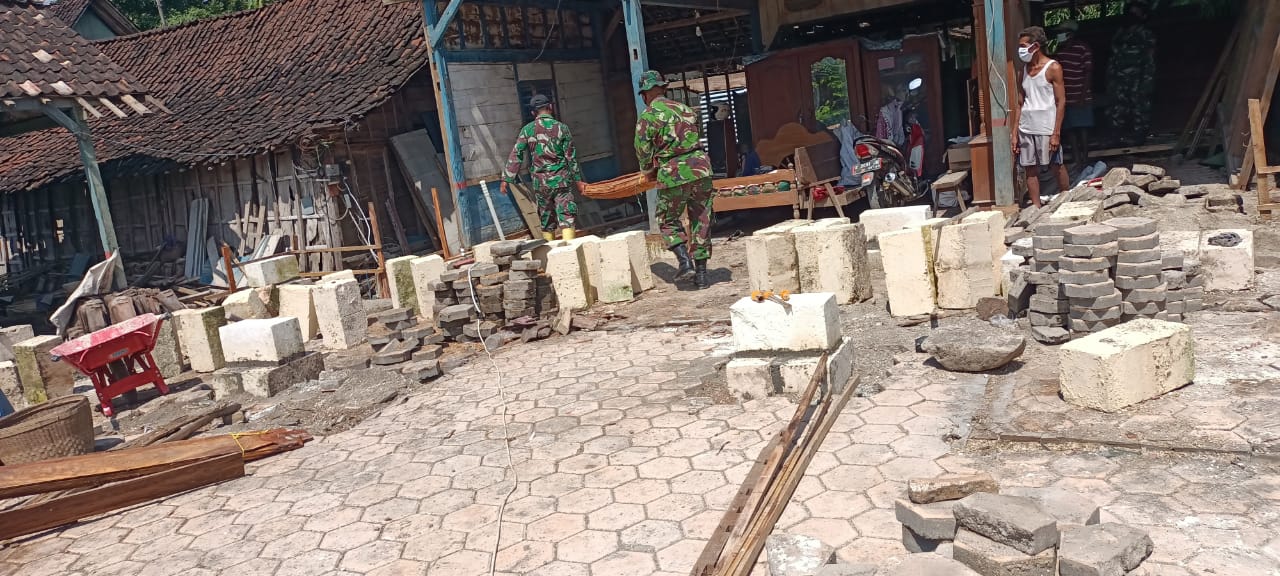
[581,172,650,200]
[0,395,94,465]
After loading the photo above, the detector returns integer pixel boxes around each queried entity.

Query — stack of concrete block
[214,318,321,398]
[724,293,855,401]
[504,260,542,319]
[895,473,997,554]
[1162,252,1204,322]
[1060,318,1194,412]
[1060,223,1122,335]
[1021,222,1070,344]
[1103,217,1167,323]
[436,302,474,342]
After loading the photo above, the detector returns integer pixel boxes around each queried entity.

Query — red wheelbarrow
[50,313,172,417]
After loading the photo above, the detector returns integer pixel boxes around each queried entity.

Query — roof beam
[428,0,464,48]
[643,9,745,34]
[641,0,752,10]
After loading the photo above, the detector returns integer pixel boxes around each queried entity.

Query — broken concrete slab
[240,352,324,398]
[764,533,835,576]
[1200,229,1254,291]
[401,359,441,382]
[908,472,999,504]
[922,324,1025,372]
[242,254,300,287]
[173,307,227,372]
[219,317,305,365]
[729,293,840,353]
[902,525,949,554]
[277,284,319,341]
[879,227,935,317]
[952,528,1055,576]
[953,493,1058,555]
[746,232,799,293]
[858,205,931,243]
[1059,319,1194,412]
[1059,523,1153,576]
[794,222,872,304]
[1030,326,1070,345]
[895,499,957,539]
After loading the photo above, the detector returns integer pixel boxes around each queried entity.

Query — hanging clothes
[834,120,864,187]
[906,119,925,177]
[874,99,904,146]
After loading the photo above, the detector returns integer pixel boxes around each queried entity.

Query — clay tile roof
[0,0,429,192]
[46,0,88,24]
[0,0,148,99]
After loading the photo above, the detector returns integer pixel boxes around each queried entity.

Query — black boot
[694,259,709,289]
[671,244,695,281]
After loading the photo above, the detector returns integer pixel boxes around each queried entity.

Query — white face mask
[1017,45,1035,62]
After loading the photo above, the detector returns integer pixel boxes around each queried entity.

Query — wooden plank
[1249,99,1272,177]
[692,430,785,576]
[0,453,244,541]
[1238,18,1280,189]
[713,192,796,213]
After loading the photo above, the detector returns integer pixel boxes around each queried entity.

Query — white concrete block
[753,219,813,236]
[1199,229,1254,291]
[963,211,1007,295]
[729,293,840,353]
[277,285,319,340]
[0,325,34,363]
[1159,231,1201,258]
[411,255,448,321]
[859,206,931,243]
[386,256,419,313]
[547,243,592,311]
[242,254,300,287]
[726,356,773,401]
[222,286,276,321]
[241,352,324,398]
[1049,200,1102,223]
[569,235,603,302]
[598,235,637,303]
[778,337,857,394]
[0,361,24,411]
[321,269,356,282]
[618,231,654,292]
[935,221,997,309]
[219,318,304,365]
[152,319,185,379]
[746,233,799,293]
[793,222,872,303]
[1059,319,1194,412]
[172,306,227,373]
[313,278,367,350]
[879,228,934,317]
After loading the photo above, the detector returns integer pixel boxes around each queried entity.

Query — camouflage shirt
[635,96,713,188]
[502,112,582,190]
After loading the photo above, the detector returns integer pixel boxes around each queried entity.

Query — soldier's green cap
[637,70,667,93]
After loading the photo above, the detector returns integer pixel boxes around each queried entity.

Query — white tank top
[1019,59,1057,136]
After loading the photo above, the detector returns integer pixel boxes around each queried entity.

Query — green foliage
[111,0,275,31]
[811,57,850,127]
[1044,0,1238,27]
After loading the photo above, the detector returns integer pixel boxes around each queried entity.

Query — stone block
[895,499,957,539]
[472,240,499,264]
[1120,285,1167,303]
[729,293,840,353]
[1031,326,1070,344]
[612,231,653,292]
[1200,229,1254,291]
[242,254,300,287]
[1070,318,1121,333]
[564,235,603,302]
[777,337,857,395]
[0,361,23,411]
[1050,201,1102,224]
[173,307,227,372]
[1028,312,1067,327]
[964,210,1006,293]
[240,352,324,397]
[745,233,799,293]
[1071,290,1122,309]
[1116,234,1159,251]
[936,221,997,309]
[1032,249,1063,262]
[410,255,447,322]
[277,285,319,340]
[1012,237,1035,257]
[1059,319,1193,412]
[219,318,304,365]
[386,256,419,314]
[1116,248,1163,264]
[725,357,773,400]
[1034,283,1062,298]
[1029,296,1069,314]
[313,278,367,350]
[547,243,593,311]
[1059,524,1153,576]
[0,325,34,363]
[223,286,276,321]
[858,205,930,243]
[1102,217,1157,238]
[1031,221,1073,236]
[14,335,77,403]
[322,269,356,282]
[1031,235,1063,250]
[208,369,243,400]
[1059,255,1113,272]
[908,472,999,504]
[953,529,1055,576]
[1114,261,1162,277]
[879,228,934,317]
[794,222,872,303]
[1064,223,1118,245]
[902,525,949,554]
[1006,269,1033,317]
[598,235,638,303]
[152,319,185,379]
[1063,281,1115,299]
[1114,275,1161,290]
[1069,306,1121,322]
[1059,270,1109,285]
[953,493,1058,555]
[1030,260,1057,274]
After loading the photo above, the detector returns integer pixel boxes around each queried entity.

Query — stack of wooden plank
[692,355,858,576]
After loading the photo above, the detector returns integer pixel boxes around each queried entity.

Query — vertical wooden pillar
[983,0,1017,207]
[42,105,124,287]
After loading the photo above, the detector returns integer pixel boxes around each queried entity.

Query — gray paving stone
[879,554,980,575]
[1059,523,1154,576]
[894,499,956,539]
[953,493,1058,555]
[953,528,1055,576]
[1063,224,1119,246]
[907,473,998,504]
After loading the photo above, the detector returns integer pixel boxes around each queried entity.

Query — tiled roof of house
[46,0,140,36]
[0,0,148,99]
[46,0,88,24]
[0,0,429,191]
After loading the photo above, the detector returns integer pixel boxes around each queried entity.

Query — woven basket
[581,172,649,200]
[0,395,94,465]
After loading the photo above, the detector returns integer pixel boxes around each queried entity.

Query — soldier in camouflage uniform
[502,94,585,241]
[1106,0,1155,145]
[634,70,715,289]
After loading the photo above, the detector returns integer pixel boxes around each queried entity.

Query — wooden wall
[448,60,615,183]
[758,0,914,48]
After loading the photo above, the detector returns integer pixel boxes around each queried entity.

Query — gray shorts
[1018,133,1063,167]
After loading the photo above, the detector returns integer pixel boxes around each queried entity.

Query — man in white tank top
[1010,26,1069,208]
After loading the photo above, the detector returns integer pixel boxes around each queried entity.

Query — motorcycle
[850,135,929,209]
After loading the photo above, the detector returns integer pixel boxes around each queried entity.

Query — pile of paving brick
[1097,163,1226,214]
[365,307,443,382]
[1022,220,1072,345]
[894,472,1155,575]
[428,245,558,348]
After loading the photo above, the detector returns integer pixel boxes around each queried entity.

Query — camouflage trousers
[657,177,715,260]
[1107,78,1154,139]
[535,186,576,231]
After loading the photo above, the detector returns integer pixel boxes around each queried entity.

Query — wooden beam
[1238,27,1280,189]
[642,10,745,34]
[603,5,623,46]
[429,0,465,48]
[641,0,751,9]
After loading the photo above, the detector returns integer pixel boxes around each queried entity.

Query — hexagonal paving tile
[591,550,657,576]
[527,513,588,542]
[556,530,618,563]
[638,457,692,480]
[587,502,646,531]
[557,488,614,514]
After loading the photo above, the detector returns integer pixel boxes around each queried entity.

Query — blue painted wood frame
[429,0,464,48]
[444,48,600,63]
[421,0,469,248]
[622,0,657,231]
[983,0,1015,206]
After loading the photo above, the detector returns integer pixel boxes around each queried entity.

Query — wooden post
[623,0,659,233]
[983,0,1017,207]
[41,104,124,287]
[368,202,390,298]
[430,187,451,259]
[221,244,237,293]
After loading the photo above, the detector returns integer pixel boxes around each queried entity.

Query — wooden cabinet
[860,36,946,176]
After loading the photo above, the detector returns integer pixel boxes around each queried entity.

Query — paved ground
[3,315,1279,575]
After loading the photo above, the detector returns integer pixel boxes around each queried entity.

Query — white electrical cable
[467,264,518,576]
